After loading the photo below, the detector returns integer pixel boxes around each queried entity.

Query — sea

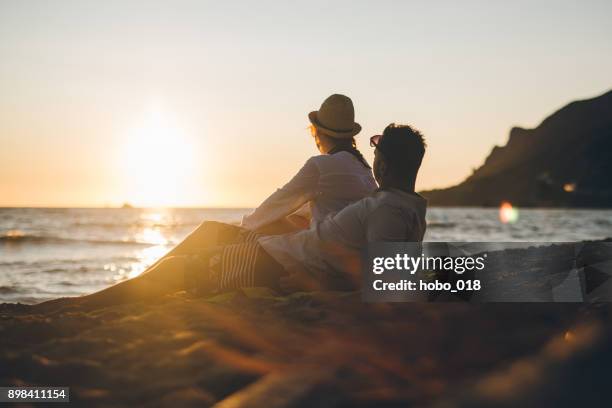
[1,207,612,304]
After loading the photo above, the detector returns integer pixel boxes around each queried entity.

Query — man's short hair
[379,123,426,178]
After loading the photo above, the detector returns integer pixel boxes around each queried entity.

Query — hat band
[317,117,355,133]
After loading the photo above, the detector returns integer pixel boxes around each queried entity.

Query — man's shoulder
[367,190,427,217]
[363,191,428,242]
[330,192,391,222]
[336,190,399,210]
[330,189,426,222]
[378,189,426,205]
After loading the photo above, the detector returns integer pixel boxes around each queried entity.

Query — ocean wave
[0,231,157,247]
[0,256,140,268]
[0,286,24,294]
[70,220,201,229]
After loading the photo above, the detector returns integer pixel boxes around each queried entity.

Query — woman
[35,94,376,311]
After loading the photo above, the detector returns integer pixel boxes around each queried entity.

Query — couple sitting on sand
[41,94,427,310]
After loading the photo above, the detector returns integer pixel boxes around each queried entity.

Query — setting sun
[119,108,199,207]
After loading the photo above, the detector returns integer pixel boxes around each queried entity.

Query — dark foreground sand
[1,289,612,407]
[2,241,612,407]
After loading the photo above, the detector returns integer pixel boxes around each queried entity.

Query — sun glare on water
[119,108,199,207]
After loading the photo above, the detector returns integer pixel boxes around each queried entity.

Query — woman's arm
[241,157,319,231]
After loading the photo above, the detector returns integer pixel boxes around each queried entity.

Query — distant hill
[421,89,612,207]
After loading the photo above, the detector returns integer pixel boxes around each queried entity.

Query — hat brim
[308,111,361,139]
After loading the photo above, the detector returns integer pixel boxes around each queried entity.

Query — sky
[1,0,611,207]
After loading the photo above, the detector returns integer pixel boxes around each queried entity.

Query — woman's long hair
[327,137,371,169]
[312,126,371,169]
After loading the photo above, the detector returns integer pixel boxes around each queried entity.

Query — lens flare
[499,201,519,224]
[563,183,576,192]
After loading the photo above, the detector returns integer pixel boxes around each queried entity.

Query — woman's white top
[241,151,377,231]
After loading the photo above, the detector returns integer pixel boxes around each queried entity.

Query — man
[47,124,426,310]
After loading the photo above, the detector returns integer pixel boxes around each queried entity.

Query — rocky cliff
[421,89,612,207]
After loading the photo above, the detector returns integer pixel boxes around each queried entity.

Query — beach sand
[1,287,611,407]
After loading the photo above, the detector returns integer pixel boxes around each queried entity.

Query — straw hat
[308,94,361,138]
